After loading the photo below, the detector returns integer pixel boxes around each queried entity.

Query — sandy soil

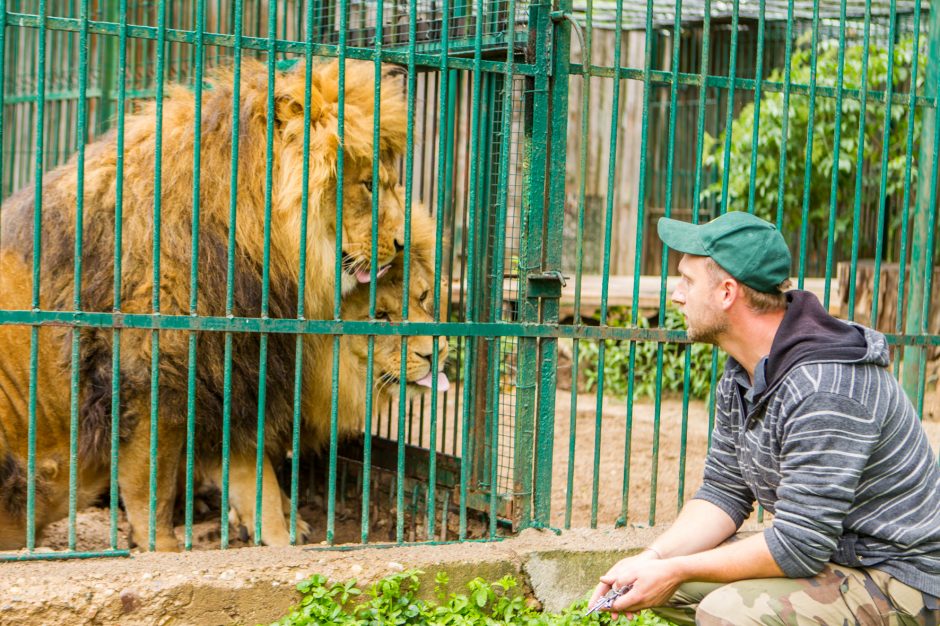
[33,390,939,554]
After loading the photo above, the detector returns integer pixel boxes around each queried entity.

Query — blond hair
[704,258,789,313]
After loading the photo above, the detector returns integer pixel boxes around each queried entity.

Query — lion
[210,207,450,546]
[0,57,410,551]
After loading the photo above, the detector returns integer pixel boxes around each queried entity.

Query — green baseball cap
[657,211,791,293]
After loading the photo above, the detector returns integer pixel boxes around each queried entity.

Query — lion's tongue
[415,372,450,393]
[355,264,391,284]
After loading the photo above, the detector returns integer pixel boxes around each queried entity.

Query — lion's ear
[275,92,304,126]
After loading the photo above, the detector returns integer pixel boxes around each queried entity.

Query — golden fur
[0,58,410,550]
[218,207,448,543]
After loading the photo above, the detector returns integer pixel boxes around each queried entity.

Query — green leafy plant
[578,306,726,400]
[271,569,677,625]
[702,34,925,263]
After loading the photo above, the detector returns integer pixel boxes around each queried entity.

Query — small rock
[219,570,235,581]
[272,581,280,587]
[141,572,152,580]
[293,572,305,581]
[350,564,363,576]
[387,562,404,571]
[120,590,140,614]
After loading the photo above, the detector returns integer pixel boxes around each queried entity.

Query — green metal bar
[327,0,349,546]
[460,0,484,540]
[796,0,821,285]
[253,0,277,547]
[25,0,47,552]
[0,0,6,202]
[846,0,873,320]
[684,0,713,513]
[823,0,848,311]
[649,0,686,527]
[591,0,625,530]
[147,0,167,553]
[903,1,940,399]
[109,0,128,552]
[895,0,922,381]
[617,0,654,529]
[3,13,542,77]
[775,0,797,229]
[3,309,940,345]
[427,0,453,543]
[520,1,555,528]
[914,101,940,417]
[565,0,593,530]
[0,549,131,561]
[66,0,90,553]
[745,0,766,215]
[718,0,740,215]
[220,0,244,550]
[538,0,571,528]
[289,0,316,547]
[183,0,205,552]
[871,1,899,328]
[560,63,931,108]
[677,346,691,509]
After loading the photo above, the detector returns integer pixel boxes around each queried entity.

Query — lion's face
[335,157,405,295]
[342,272,449,397]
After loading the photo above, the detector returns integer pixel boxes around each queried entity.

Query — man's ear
[719,278,740,311]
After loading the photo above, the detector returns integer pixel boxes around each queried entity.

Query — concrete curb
[0,527,662,625]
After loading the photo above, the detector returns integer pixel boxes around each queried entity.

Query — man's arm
[589,499,739,608]
[593,501,784,616]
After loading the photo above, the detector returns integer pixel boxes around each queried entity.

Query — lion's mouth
[380,371,450,393]
[341,252,392,284]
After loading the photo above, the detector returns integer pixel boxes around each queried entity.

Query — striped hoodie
[694,290,940,597]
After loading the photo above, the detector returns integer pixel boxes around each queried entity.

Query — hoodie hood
[763,290,888,389]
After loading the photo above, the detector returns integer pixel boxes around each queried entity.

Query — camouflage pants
[652,563,940,625]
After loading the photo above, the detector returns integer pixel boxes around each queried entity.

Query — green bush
[578,306,726,400]
[703,34,925,262]
[270,570,677,626]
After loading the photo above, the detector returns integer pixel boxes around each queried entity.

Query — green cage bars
[0,0,937,561]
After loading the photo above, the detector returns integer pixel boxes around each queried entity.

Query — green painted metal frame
[1,0,938,562]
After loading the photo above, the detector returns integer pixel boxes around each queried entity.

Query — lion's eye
[419,290,430,303]
[375,310,390,321]
[362,179,373,193]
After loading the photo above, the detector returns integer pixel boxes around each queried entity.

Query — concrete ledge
[0,527,662,625]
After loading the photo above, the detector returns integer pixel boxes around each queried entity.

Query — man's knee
[695,584,774,626]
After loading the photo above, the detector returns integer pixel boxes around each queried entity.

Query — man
[590,211,940,624]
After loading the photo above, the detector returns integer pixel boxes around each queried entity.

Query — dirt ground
[34,389,940,553]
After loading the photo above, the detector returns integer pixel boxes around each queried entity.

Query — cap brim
[657,217,709,256]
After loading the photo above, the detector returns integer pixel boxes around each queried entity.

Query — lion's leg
[118,399,183,552]
[279,485,312,544]
[227,452,292,547]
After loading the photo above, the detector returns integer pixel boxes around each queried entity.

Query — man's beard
[685,311,728,345]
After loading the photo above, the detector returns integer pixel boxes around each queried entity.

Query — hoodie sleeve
[692,377,755,527]
[764,388,880,578]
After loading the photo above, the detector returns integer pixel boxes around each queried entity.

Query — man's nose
[671,289,684,305]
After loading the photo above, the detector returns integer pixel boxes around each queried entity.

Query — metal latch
[526,270,567,299]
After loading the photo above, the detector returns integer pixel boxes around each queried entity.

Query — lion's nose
[394,239,405,254]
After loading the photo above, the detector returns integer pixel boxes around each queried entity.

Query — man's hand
[600,557,685,618]
[589,549,679,619]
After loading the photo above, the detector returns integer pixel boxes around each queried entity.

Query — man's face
[671,254,728,344]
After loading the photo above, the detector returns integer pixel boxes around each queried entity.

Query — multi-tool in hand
[584,583,633,616]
